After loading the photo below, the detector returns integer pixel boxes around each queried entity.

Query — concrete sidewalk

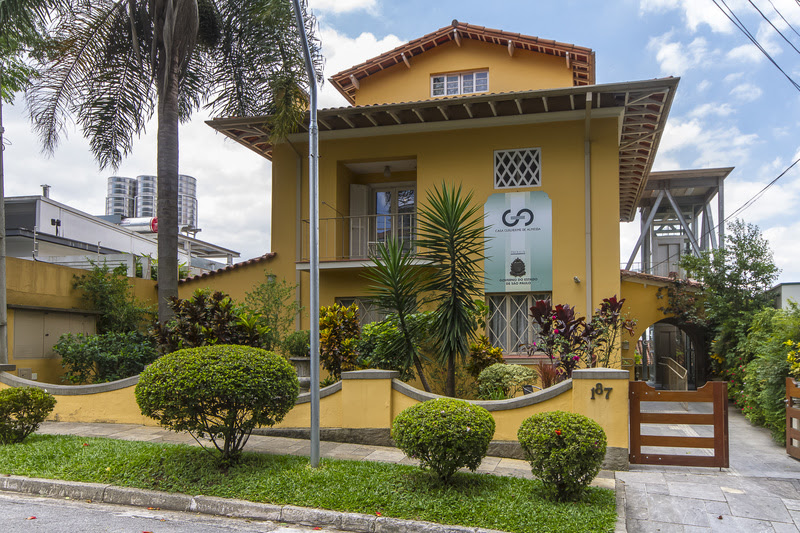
[617,404,800,533]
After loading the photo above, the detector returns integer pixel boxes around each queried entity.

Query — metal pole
[0,76,8,365]
[290,0,320,468]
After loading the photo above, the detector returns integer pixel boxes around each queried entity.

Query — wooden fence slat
[639,412,715,425]
[788,378,800,460]
[637,454,720,468]
[639,435,715,448]
[630,381,729,468]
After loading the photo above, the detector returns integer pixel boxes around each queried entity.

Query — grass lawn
[0,434,616,533]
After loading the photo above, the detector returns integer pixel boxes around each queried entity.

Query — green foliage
[282,330,310,358]
[54,332,159,384]
[738,305,799,443]
[680,220,780,382]
[356,312,434,382]
[466,335,505,379]
[391,398,495,482]
[0,435,618,533]
[135,344,299,464]
[416,183,487,397]
[582,296,637,368]
[152,289,269,353]
[518,411,607,502]
[365,237,432,391]
[245,271,303,352]
[0,387,56,445]
[477,363,536,400]
[319,303,360,380]
[72,263,151,334]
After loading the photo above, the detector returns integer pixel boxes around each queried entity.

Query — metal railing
[301,212,416,262]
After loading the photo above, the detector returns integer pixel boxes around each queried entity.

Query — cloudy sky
[4,0,800,281]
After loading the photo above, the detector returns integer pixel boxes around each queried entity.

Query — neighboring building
[105,174,199,230]
[6,194,237,275]
[772,282,800,309]
[205,21,710,384]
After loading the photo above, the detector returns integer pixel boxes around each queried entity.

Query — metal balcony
[300,212,416,262]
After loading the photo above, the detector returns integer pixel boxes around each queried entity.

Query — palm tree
[26,0,321,323]
[1,0,67,364]
[416,183,487,397]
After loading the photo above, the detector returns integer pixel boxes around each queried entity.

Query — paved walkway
[618,403,800,533]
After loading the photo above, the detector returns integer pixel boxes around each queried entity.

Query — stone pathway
[618,403,800,533]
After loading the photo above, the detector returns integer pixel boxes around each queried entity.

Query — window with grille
[335,297,386,326]
[494,148,541,189]
[431,70,489,97]
[486,293,550,354]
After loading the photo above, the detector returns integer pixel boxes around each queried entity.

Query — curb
[0,475,509,533]
[614,477,627,533]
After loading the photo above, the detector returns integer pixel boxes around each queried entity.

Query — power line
[766,0,800,42]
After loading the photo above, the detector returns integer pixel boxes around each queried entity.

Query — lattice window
[486,293,549,354]
[494,148,541,189]
[335,297,386,326]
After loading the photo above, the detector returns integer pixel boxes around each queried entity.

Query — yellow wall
[4,258,158,383]
[270,115,621,332]
[1,370,630,453]
[619,279,673,374]
[354,39,574,106]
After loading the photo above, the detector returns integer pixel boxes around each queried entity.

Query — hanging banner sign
[484,191,552,292]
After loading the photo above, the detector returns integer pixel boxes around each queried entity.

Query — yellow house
[205,20,679,366]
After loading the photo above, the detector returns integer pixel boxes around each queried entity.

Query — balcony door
[349,184,415,259]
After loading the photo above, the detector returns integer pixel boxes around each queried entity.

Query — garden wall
[0,367,630,469]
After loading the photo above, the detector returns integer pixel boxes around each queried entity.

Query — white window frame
[335,297,386,326]
[486,293,550,355]
[430,70,489,97]
[493,148,542,189]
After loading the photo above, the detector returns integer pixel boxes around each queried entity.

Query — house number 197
[590,382,612,400]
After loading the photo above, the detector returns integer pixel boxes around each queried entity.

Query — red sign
[150,218,158,233]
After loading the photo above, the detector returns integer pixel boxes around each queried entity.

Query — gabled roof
[180,252,275,284]
[207,77,678,222]
[329,20,596,104]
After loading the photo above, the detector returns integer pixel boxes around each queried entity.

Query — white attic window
[431,70,488,97]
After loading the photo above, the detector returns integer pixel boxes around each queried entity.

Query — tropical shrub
[466,336,505,379]
[477,363,535,400]
[73,262,151,333]
[518,411,607,502]
[391,398,495,482]
[54,332,159,384]
[529,299,585,377]
[535,360,560,389]
[738,305,798,443]
[282,330,310,358]
[135,345,299,464]
[319,303,360,380]
[0,387,57,445]
[245,271,303,351]
[356,313,434,382]
[152,289,269,353]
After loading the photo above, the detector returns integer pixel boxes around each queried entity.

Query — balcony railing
[301,212,416,262]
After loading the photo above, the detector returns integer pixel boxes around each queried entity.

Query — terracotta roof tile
[180,252,276,284]
[620,269,702,288]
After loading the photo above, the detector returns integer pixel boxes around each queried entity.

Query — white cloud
[639,0,735,33]
[317,25,404,108]
[727,44,763,63]
[729,82,763,102]
[647,33,716,75]
[697,79,712,92]
[656,116,759,168]
[689,102,735,118]
[309,0,377,14]
[724,72,744,83]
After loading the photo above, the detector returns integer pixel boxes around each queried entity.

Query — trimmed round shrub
[518,411,607,501]
[391,398,495,482]
[0,387,57,445]
[135,345,299,464]
[477,363,536,400]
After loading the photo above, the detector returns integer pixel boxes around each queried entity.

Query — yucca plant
[416,183,486,397]
[364,237,432,391]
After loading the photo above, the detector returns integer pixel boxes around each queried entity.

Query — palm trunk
[156,75,180,323]
[446,356,455,397]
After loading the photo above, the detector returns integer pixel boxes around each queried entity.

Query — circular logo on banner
[150,217,158,233]
[501,208,534,227]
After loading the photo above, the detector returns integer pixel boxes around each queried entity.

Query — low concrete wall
[0,367,631,469]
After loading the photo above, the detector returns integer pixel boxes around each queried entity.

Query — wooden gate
[630,381,729,467]
[788,378,800,460]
